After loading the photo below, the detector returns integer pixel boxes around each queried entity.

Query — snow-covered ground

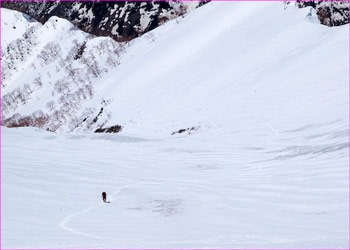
[1,1,349,249]
[2,117,349,249]
[0,8,39,47]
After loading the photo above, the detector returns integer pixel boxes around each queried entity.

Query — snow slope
[98,1,349,137]
[1,1,349,249]
[0,8,40,47]
[2,2,349,136]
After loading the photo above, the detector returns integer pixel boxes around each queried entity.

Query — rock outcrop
[296,1,349,26]
[1,1,208,42]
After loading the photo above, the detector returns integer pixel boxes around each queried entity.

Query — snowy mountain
[2,0,348,43]
[1,1,208,42]
[1,2,349,249]
[1,6,135,133]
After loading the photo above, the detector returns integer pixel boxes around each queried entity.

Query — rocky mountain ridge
[1,1,348,44]
[296,0,349,26]
[1,1,208,42]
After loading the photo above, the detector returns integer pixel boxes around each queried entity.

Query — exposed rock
[95,125,123,133]
[1,1,209,42]
[171,126,199,135]
[296,1,349,26]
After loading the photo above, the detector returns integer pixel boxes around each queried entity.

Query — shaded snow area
[1,1,349,249]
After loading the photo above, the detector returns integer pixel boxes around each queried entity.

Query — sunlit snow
[1,1,349,249]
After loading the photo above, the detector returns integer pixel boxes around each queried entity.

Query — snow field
[1,1,349,249]
[2,114,348,248]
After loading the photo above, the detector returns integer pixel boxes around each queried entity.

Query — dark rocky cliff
[1,1,208,42]
[1,1,348,43]
[296,1,349,26]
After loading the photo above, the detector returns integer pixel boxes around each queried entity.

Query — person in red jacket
[102,192,107,202]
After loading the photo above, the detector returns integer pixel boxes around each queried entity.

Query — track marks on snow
[59,185,132,239]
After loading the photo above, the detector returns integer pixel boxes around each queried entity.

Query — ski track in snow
[59,185,132,239]
[3,117,348,248]
[58,113,278,242]
[58,115,333,246]
[59,181,169,241]
[59,127,271,243]
[58,182,233,245]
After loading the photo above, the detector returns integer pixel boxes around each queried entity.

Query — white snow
[1,1,349,249]
[111,23,119,36]
[139,8,152,32]
[0,8,40,47]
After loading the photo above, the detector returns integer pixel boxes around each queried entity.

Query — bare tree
[87,61,102,78]
[32,110,49,128]
[23,83,34,95]
[33,76,43,88]
[54,79,70,94]
[46,101,56,112]
[106,55,120,67]
[38,42,61,64]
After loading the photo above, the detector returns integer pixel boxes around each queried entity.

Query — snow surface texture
[1,1,349,249]
[1,2,349,136]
